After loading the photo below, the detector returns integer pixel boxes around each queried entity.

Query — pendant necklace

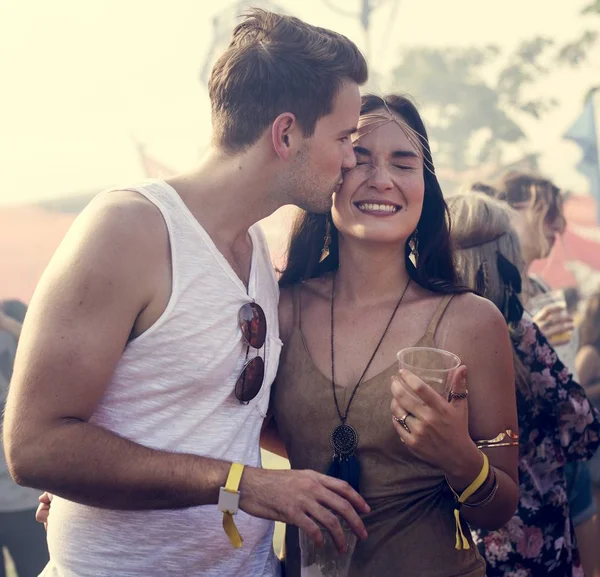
[327,273,411,491]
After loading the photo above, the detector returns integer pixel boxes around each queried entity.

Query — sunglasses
[235,302,267,404]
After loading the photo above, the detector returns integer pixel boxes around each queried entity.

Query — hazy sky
[1,0,598,206]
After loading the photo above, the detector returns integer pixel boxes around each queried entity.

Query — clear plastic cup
[299,519,357,577]
[529,290,573,346]
[397,347,461,398]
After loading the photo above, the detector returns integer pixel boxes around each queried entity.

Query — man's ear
[272,112,300,161]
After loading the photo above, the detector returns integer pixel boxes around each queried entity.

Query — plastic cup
[299,519,357,577]
[529,290,573,346]
[396,347,461,397]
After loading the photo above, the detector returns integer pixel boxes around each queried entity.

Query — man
[4,9,369,577]
[0,300,49,576]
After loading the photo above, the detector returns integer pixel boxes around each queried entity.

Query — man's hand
[36,492,52,530]
[240,468,369,553]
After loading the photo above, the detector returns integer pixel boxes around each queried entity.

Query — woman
[448,192,600,577]
[477,175,600,576]
[267,94,519,577]
[576,292,600,517]
[493,172,574,349]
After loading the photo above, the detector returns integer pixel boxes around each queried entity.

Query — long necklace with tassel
[327,274,411,492]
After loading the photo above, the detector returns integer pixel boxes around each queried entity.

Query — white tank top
[42,180,282,577]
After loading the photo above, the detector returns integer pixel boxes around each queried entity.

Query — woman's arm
[446,295,519,529]
[260,413,288,458]
[391,294,519,530]
[527,333,600,461]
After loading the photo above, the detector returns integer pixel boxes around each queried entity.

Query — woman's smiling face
[331,108,425,246]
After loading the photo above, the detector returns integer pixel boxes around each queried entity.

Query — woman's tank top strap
[419,294,455,346]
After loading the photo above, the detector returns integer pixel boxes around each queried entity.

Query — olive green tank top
[271,285,486,577]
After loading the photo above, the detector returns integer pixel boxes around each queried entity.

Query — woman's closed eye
[354,161,416,171]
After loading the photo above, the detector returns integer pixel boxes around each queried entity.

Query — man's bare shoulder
[82,189,165,235]
[36,189,171,319]
[60,190,168,263]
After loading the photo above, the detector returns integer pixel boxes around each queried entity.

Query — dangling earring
[320,217,332,263]
[409,229,419,264]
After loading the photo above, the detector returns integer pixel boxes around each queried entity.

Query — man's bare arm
[4,191,369,549]
[4,191,233,508]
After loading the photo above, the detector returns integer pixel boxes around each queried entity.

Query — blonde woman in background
[448,192,600,577]
[474,174,600,577]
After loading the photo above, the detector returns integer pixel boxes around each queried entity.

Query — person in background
[576,290,600,574]
[449,192,600,577]
[0,299,49,577]
[472,174,600,577]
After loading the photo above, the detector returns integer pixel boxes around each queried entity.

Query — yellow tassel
[223,512,243,549]
[448,452,490,551]
[454,509,462,550]
[453,509,470,550]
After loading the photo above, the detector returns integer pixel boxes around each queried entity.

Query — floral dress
[472,319,600,577]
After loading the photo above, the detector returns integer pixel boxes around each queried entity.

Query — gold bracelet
[475,429,518,449]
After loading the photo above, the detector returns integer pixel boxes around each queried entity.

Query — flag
[564,88,600,223]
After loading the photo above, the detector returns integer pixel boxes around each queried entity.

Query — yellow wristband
[220,463,245,549]
[447,451,490,551]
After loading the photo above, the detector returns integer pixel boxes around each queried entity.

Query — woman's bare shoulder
[445,292,510,348]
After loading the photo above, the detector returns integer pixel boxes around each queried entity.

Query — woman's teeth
[356,203,399,214]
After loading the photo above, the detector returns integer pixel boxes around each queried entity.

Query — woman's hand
[532,303,574,346]
[390,366,483,487]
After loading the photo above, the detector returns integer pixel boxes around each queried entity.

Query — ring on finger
[393,412,412,434]
[447,390,468,401]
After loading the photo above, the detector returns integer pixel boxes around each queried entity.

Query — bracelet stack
[445,451,498,551]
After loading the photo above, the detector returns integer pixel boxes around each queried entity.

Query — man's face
[288,80,362,213]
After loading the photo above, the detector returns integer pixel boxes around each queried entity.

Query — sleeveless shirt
[271,286,486,577]
[42,180,281,577]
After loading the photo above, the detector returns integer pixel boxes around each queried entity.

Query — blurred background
[1,0,600,302]
[1,0,600,571]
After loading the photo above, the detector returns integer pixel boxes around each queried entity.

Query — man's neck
[167,147,285,249]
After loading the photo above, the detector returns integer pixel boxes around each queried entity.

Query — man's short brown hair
[209,9,368,152]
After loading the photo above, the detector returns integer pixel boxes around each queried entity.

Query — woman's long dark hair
[279,93,465,294]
